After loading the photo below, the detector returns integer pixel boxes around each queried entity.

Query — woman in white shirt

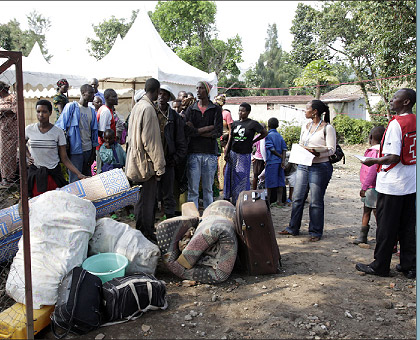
[279,100,336,242]
[26,100,86,197]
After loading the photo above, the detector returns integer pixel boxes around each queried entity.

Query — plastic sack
[89,218,161,275]
[6,191,96,308]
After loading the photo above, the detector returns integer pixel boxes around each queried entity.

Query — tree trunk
[364,55,391,120]
[348,58,373,118]
[315,80,321,99]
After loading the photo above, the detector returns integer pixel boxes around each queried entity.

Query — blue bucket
[82,253,128,283]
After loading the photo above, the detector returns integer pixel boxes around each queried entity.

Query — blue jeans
[68,149,92,183]
[187,153,218,209]
[286,162,333,238]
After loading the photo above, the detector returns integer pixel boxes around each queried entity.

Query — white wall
[224,103,306,127]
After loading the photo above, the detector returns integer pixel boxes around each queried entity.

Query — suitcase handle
[251,191,261,202]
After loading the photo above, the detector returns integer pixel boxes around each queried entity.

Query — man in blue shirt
[56,84,98,182]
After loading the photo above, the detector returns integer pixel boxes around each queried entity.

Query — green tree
[0,11,51,61]
[26,10,51,60]
[150,1,243,79]
[290,3,328,67]
[294,59,339,99]
[289,1,415,119]
[87,10,138,60]
[317,1,416,118]
[244,24,301,96]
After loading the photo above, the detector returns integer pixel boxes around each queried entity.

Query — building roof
[320,85,366,102]
[225,85,375,105]
[225,95,313,105]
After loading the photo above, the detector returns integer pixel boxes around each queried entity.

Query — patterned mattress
[156,200,238,284]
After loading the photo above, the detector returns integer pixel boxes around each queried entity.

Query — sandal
[309,236,321,242]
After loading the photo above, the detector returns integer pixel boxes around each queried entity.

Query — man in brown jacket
[125,78,165,242]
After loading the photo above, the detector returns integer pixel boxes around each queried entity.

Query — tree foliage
[291,1,416,118]
[294,59,339,99]
[150,1,243,79]
[87,10,139,60]
[244,24,301,96]
[150,1,216,50]
[0,11,51,61]
[290,3,328,67]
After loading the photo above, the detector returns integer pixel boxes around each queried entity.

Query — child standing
[99,129,126,173]
[252,122,267,190]
[354,126,385,244]
[283,151,297,205]
[265,117,287,207]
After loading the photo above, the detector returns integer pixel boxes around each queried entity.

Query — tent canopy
[0,9,218,99]
[92,9,218,98]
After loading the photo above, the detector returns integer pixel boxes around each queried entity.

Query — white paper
[353,154,367,162]
[289,144,315,166]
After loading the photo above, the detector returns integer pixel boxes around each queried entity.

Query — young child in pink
[354,126,385,244]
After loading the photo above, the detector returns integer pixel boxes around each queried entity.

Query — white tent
[92,9,218,99]
[0,42,89,92]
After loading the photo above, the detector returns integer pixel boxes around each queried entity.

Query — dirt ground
[39,144,416,340]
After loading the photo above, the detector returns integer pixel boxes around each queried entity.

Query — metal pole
[15,52,34,339]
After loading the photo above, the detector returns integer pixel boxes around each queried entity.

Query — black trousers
[370,192,416,274]
[134,176,157,238]
[157,166,176,218]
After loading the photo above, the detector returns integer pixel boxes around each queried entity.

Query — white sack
[6,191,96,309]
[89,218,160,275]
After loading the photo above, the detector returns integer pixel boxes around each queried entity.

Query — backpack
[324,124,345,164]
[101,272,168,325]
[51,267,102,339]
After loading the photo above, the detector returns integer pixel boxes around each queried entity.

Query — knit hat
[201,81,212,95]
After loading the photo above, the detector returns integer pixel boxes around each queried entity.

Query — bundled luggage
[51,269,167,338]
[235,189,281,275]
[102,273,168,324]
[51,267,102,338]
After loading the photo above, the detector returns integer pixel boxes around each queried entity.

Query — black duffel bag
[51,267,102,339]
[102,272,168,324]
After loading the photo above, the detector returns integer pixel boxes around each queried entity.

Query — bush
[333,114,374,144]
[279,122,301,150]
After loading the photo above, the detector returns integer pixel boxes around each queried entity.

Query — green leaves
[87,10,138,60]
[0,11,51,61]
[244,24,301,96]
[150,1,242,79]
[294,59,339,99]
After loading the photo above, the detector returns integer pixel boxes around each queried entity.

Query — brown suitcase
[235,189,281,275]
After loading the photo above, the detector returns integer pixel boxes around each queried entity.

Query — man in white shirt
[356,88,416,279]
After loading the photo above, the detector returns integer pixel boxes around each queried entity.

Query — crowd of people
[0,77,415,279]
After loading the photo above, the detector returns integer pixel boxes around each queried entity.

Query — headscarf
[214,94,226,106]
[57,79,69,88]
[181,97,195,111]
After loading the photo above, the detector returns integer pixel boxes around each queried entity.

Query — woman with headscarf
[0,81,18,189]
[53,78,69,121]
